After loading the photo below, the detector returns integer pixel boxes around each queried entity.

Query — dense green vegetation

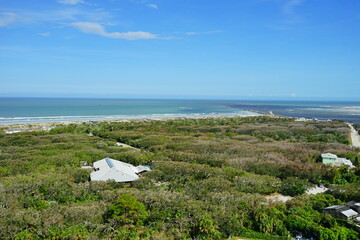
[1,116,360,239]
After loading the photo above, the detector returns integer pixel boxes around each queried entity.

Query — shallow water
[1,98,359,124]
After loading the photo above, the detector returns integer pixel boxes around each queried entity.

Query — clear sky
[0,0,359,100]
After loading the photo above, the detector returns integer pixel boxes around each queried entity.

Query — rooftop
[90,158,150,182]
[324,205,343,210]
[321,153,338,158]
[342,209,358,218]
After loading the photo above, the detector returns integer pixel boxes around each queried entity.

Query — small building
[323,205,358,220]
[321,153,354,168]
[346,201,360,214]
[321,153,338,164]
[90,158,151,182]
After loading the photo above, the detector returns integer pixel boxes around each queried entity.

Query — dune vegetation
[0,116,360,239]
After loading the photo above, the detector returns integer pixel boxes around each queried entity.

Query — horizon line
[1,96,360,102]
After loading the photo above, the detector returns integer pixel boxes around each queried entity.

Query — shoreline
[0,112,270,131]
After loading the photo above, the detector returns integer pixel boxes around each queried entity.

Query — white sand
[266,186,329,203]
[306,186,329,195]
[265,194,293,203]
[116,142,140,151]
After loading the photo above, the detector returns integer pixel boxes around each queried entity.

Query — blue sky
[0,0,359,100]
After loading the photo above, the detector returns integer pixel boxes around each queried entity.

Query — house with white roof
[321,153,354,168]
[321,153,338,164]
[323,205,358,220]
[90,158,151,182]
[346,201,360,214]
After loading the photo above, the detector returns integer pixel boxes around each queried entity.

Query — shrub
[15,230,36,240]
[104,194,148,227]
[69,169,91,183]
[46,225,90,240]
[280,177,310,196]
[193,215,222,239]
[234,174,281,194]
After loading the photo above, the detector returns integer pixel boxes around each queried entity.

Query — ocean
[0,98,359,125]
[227,100,360,123]
[0,98,256,125]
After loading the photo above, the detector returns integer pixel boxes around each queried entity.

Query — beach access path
[265,186,329,203]
[347,123,360,148]
[116,142,141,151]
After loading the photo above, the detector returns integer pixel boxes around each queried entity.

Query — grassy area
[0,116,359,239]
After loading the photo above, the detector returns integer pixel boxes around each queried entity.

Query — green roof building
[321,153,354,168]
[321,153,338,164]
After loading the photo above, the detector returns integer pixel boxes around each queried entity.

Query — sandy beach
[0,113,267,133]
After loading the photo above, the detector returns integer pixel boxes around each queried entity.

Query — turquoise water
[0,98,256,124]
[1,98,360,125]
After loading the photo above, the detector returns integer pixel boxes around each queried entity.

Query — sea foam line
[0,111,260,125]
